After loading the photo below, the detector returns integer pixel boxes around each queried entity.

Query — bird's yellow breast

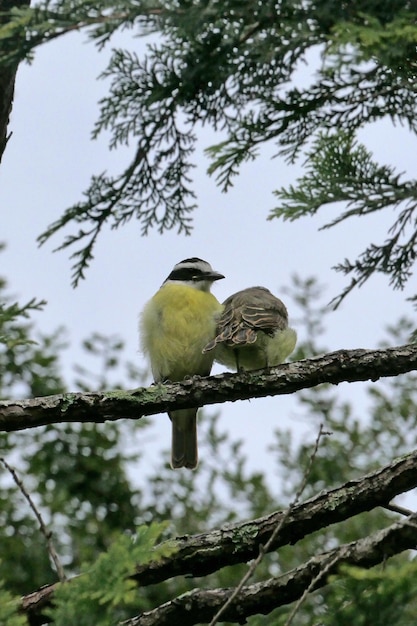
[140,283,222,381]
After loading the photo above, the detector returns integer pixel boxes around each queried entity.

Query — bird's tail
[169,409,198,469]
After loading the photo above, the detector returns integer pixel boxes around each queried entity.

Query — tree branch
[0,457,66,583]
[207,424,329,626]
[21,447,417,623]
[0,0,30,163]
[130,448,417,584]
[121,514,417,626]
[1,344,417,432]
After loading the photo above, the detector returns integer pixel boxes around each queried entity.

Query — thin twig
[384,501,415,517]
[0,457,67,582]
[208,424,331,626]
[403,517,417,530]
[285,501,416,622]
[286,509,417,625]
[284,548,349,626]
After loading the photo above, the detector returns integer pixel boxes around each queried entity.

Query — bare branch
[284,549,345,625]
[1,344,417,433]
[384,502,415,517]
[0,457,66,582]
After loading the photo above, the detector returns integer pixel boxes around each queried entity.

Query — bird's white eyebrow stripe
[163,258,215,283]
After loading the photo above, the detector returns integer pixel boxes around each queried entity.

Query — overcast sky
[1,29,415,479]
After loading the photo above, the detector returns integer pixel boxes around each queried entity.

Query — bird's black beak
[206,272,225,281]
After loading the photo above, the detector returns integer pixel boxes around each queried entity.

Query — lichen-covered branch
[21,448,417,623]
[1,344,417,433]
[130,448,417,585]
[121,513,417,626]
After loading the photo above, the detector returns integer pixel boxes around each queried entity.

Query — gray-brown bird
[203,286,296,371]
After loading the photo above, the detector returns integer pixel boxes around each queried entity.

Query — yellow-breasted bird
[203,286,296,371]
[140,258,224,469]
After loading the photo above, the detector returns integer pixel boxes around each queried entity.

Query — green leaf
[49,522,176,626]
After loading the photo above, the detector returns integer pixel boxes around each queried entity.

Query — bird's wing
[204,287,289,350]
